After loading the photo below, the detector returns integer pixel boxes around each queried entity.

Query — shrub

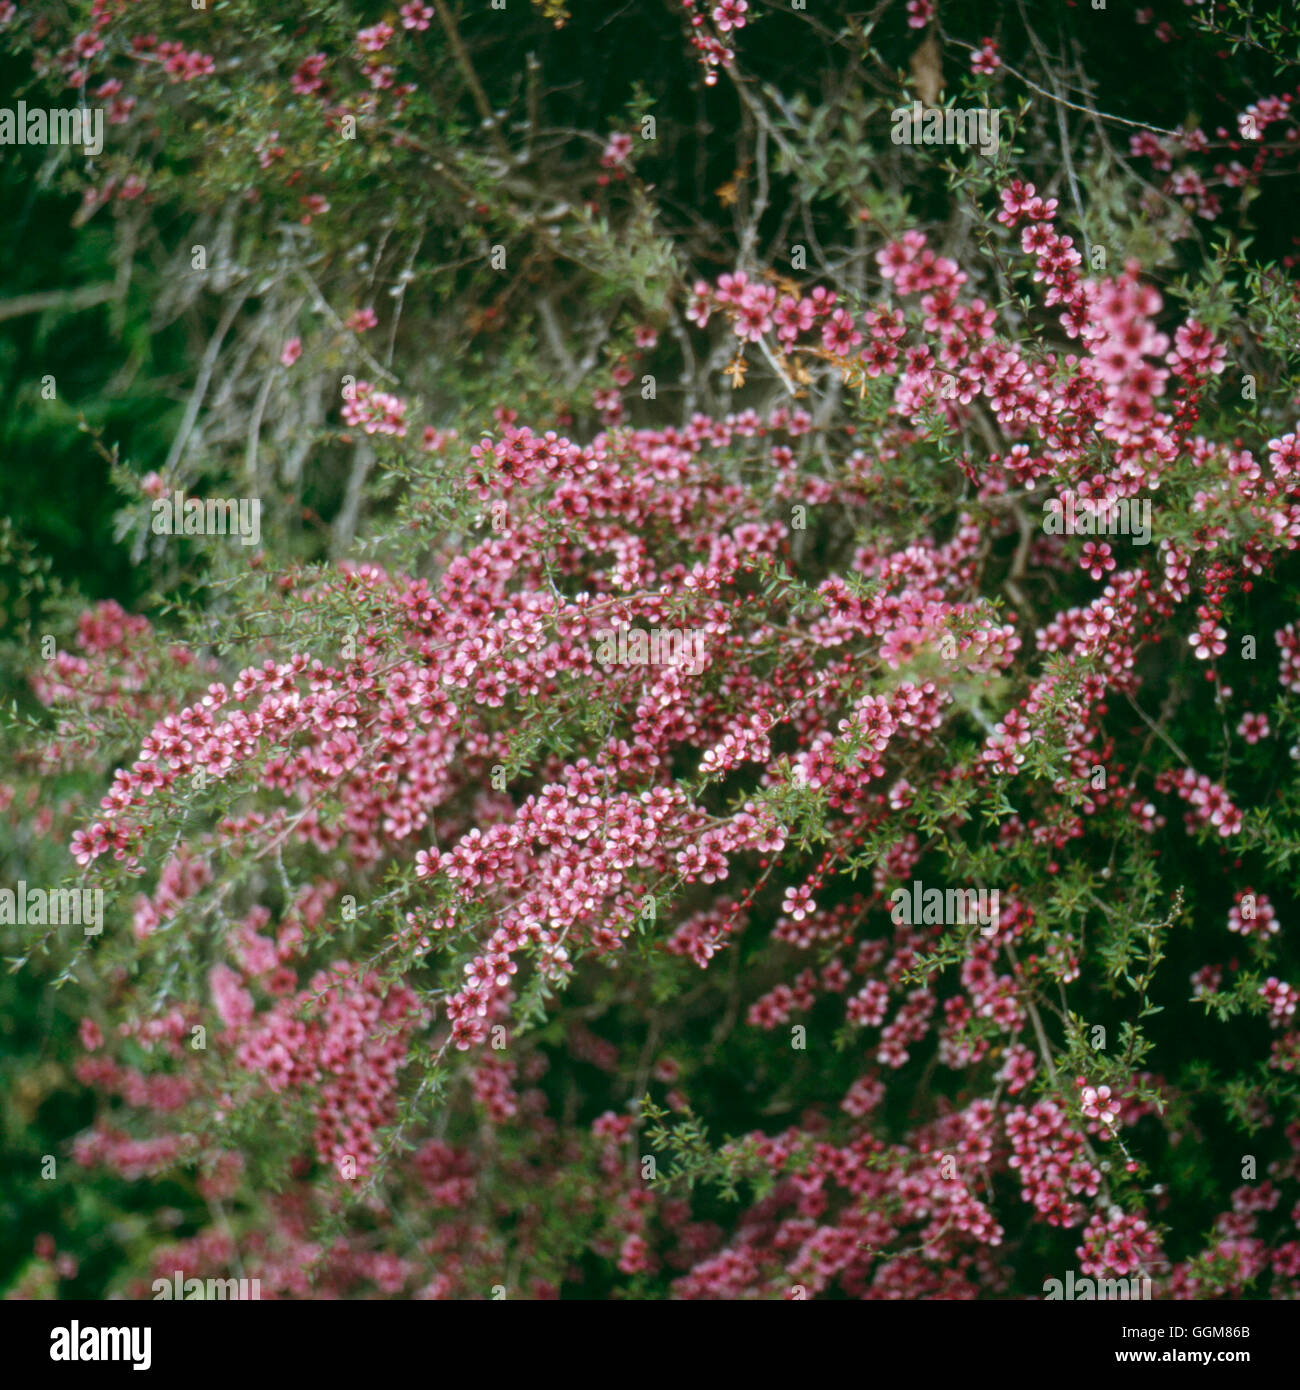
[4,0,1300,1301]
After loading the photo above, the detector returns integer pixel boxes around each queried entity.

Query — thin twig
[946,36,1184,138]
[297,269,399,384]
[0,282,117,323]
[431,0,513,164]
[163,287,249,478]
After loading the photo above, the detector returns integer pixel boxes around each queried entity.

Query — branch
[0,282,117,324]
[296,269,399,384]
[945,35,1184,138]
[431,0,513,165]
[161,287,249,479]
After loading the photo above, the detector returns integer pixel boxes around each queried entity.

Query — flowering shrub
[5,0,1300,1301]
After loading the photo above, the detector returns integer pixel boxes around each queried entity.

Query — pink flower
[782,884,816,921]
[971,39,1001,75]
[342,381,409,437]
[600,132,634,169]
[1079,541,1116,581]
[1260,977,1298,1027]
[280,338,302,367]
[1237,711,1270,744]
[1228,892,1278,939]
[356,22,395,53]
[400,2,434,29]
[1079,1082,1119,1130]
[685,280,713,328]
[291,53,328,96]
[299,193,331,224]
[1189,619,1226,661]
